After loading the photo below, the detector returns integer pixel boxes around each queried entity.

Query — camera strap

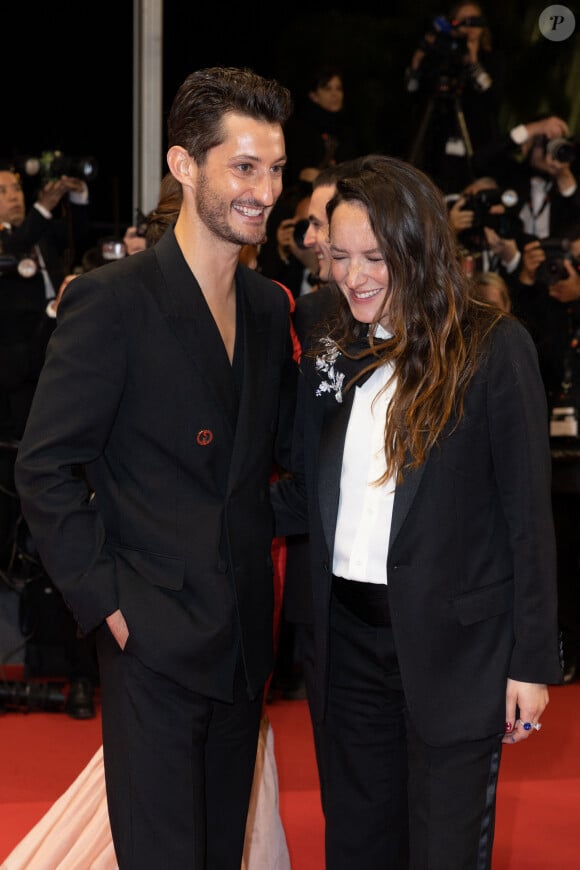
[530,178,552,218]
[33,243,56,300]
[521,178,552,236]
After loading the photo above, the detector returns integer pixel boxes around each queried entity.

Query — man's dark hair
[306,65,344,94]
[167,66,293,165]
[311,163,348,191]
[312,156,381,191]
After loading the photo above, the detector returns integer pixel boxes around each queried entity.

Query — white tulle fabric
[2,715,290,870]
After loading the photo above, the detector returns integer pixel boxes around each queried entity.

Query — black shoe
[65,678,95,719]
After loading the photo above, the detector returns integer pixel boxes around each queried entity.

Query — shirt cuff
[510,124,529,146]
[34,202,53,220]
[69,183,89,205]
[503,251,521,274]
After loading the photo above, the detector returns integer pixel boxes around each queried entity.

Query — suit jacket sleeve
[486,319,559,681]
[15,269,125,631]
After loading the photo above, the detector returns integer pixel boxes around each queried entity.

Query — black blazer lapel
[389,460,426,550]
[318,388,355,557]
[151,229,237,433]
[227,268,274,486]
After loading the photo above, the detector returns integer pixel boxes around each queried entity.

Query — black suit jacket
[283,285,340,625]
[272,316,562,745]
[293,284,339,348]
[15,228,297,701]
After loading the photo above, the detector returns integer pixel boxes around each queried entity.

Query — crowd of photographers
[407,4,580,684]
[1,3,580,716]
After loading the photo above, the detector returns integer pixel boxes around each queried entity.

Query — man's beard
[196,171,267,246]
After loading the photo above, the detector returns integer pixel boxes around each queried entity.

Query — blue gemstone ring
[522,721,542,731]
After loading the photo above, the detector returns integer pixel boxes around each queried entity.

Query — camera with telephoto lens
[536,238,580,286]
[22,150,98,183]
[293,218,310,250]
[460,188,522,238]
[545,137,578,164]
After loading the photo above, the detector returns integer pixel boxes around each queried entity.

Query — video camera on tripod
[405,13,489,171]
[419,15,470,88]
[410,13,487,94]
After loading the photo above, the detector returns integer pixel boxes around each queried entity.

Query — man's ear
[166,146,195,187]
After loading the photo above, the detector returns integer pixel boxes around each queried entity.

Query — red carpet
[1,684,579,868]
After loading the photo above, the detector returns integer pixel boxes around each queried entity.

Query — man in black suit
[15,67,296,869]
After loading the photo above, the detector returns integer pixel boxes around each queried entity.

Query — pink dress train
[2,535,292,870]
[1,713,290,870]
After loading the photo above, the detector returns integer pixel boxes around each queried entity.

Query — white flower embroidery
[314,337,345,403]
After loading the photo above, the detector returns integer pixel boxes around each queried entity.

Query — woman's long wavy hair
[318,154,504,483]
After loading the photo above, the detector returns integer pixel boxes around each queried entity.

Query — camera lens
[546,138,576,163]
[293,219,310,250]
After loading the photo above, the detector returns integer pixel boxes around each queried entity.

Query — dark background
[3,1,579,243]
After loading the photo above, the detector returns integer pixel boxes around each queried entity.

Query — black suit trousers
[97,627,263,869]
[323,590,502,870]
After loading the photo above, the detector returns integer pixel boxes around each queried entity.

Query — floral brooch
[314,337,345,404]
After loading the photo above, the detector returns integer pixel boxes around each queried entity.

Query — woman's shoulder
[491,312,533,344]
[484,313,539,369]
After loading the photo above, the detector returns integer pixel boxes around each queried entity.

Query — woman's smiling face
[330,200,391,330]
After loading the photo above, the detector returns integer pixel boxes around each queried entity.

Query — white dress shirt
[333,329,396,585]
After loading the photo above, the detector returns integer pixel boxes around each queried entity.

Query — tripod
[406,76,476,189]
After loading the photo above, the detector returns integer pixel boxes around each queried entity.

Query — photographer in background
[473,115,580,240]
[405,2,504,192]
[258,181,320,298]
[509,227,580,685]
[0,163,91,297]
[1,161,95,717]
[0,164,91,570]
[283,65,360,187]
[447,175,530,276]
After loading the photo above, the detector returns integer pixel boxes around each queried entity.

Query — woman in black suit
[272,154,562,869]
